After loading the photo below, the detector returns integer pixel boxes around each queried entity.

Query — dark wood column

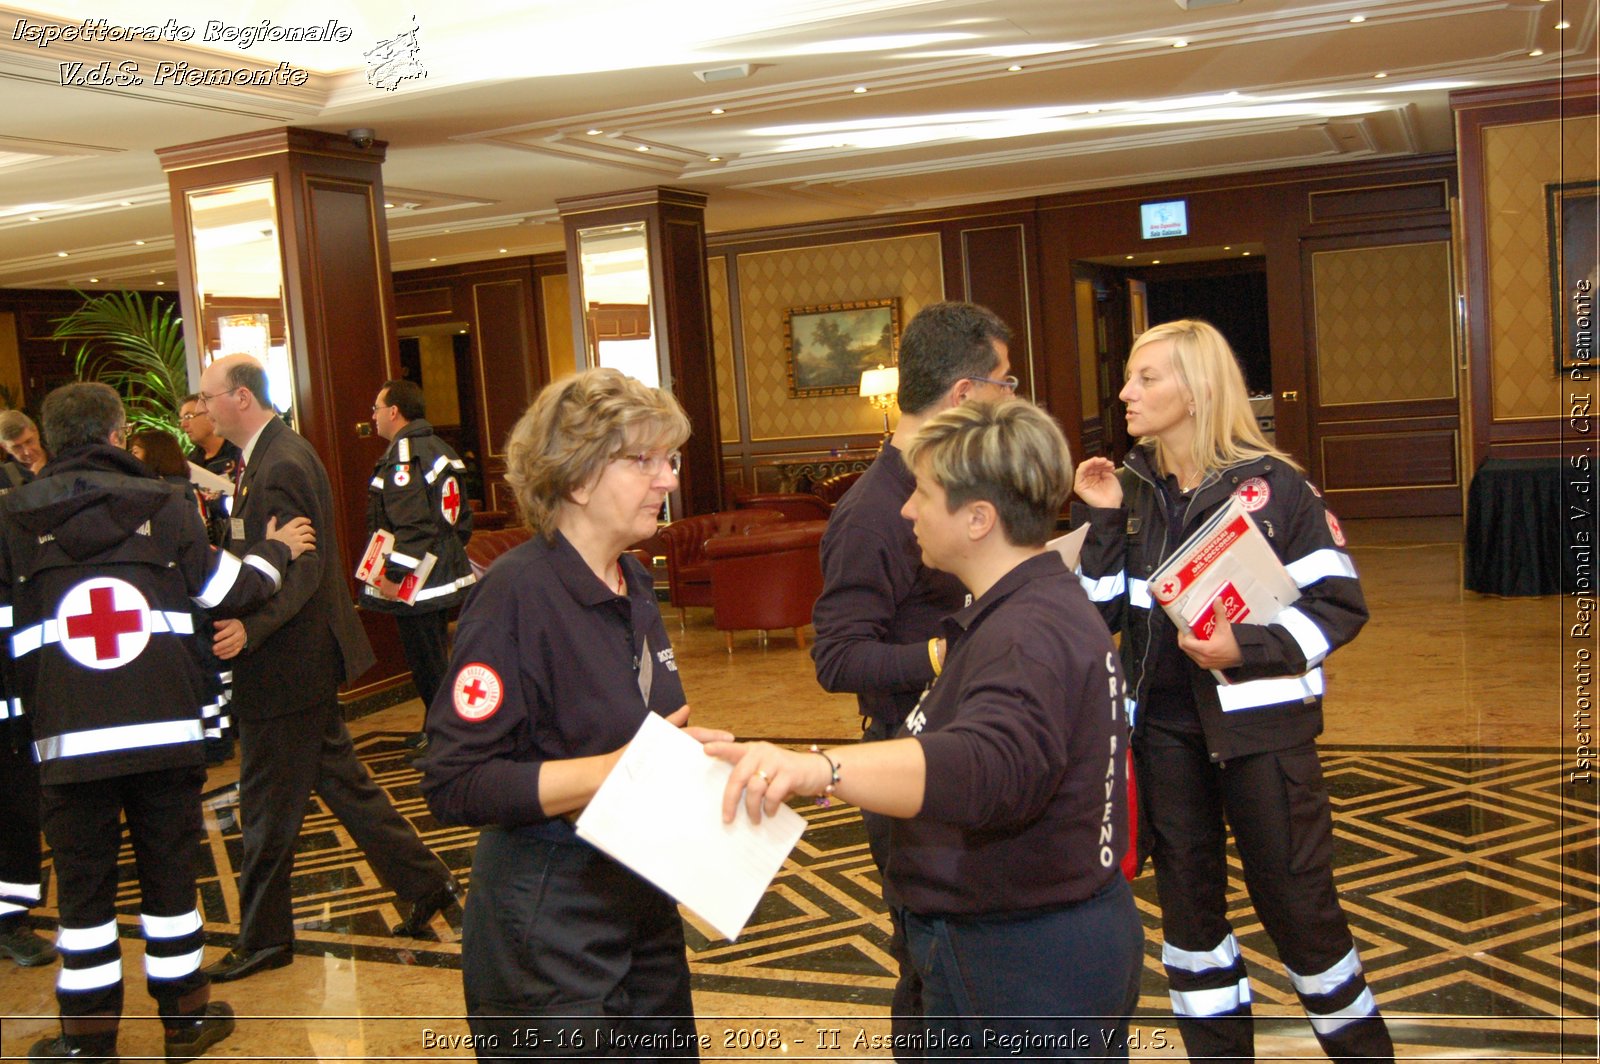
[557,187,722,516]
[158,127,407,702]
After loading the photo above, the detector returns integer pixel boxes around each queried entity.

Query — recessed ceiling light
[1152,259,1162,264]
[1557,21,1571,29]
[155,280,165,285]
[1241,251,1251,256]
[498,248,508,254]
[1349,15,1366,23]
[586,128,603,136]
[56,251,67,257]
[710,107,725,115]
[1125,255,1134,260]
[26,216,40,222]
[1530,48,1545,57]
[87,277,99,283]
[636,145,650,152]
[853,86,868,93]
[1223,246,1232,250]
[708,155,722,162]
[134,239,146,245]
[1373,72,1387,78]
[429,257,437,262]
[1007,64,1022,72]
[119,200,133,207]
[384,202,395,209]
[1172,40,1188,48]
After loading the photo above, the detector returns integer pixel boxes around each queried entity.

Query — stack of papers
[1150,496,1299,675]
[577,713,805,941]
[354,529,437,605]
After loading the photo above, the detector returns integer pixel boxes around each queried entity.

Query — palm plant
[51,290,189,439]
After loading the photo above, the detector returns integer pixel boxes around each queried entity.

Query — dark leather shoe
[0,922,59,966]
[200,944,292,983]
[27,1033,118,1061]
[164,1001,234,1063]
[391,879,462,938]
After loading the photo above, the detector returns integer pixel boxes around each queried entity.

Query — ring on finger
[755,769,770,782]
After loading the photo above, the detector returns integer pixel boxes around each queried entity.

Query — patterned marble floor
[2,516,1596,1061]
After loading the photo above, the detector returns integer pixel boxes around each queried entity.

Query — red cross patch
[391,464,411,488]
[440,476,462,525]
[1326,511,1347,546]
[1234,477,1270,512]
[58,577,151,671]
[452,663,503,722]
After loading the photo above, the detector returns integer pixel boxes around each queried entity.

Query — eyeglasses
[615,451,682,477]
[195,386,241,407]
[967,374,1020,393]
[178,411,205,423]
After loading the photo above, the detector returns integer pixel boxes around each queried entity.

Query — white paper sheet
[575,712,805,941]
[188,461,233,495]
[1047,523,1090,571]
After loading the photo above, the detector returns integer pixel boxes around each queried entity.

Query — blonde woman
[1074,320,1392,1063]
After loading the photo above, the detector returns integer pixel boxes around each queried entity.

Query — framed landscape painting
[785,298,900,397]
[1547,180,1599,373]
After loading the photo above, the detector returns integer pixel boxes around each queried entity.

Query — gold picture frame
[784,298,900,397]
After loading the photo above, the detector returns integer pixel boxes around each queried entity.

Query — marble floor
[1,517,1595,1061]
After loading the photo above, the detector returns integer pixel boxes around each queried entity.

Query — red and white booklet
[1150,496,1299,672]
[354,529,437,606]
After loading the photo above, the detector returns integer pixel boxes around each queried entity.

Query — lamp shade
[859,364,899,399]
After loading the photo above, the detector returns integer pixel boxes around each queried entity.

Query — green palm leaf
[51,290,189,441]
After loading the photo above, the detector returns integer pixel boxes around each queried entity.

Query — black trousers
[40,766,211,1026]
[395,608,450,723]
[462,827,697,1060]
[0,730,44,920]
[860,714,923,1062]
[234,693,451,951]
[1139,725,1393,1064]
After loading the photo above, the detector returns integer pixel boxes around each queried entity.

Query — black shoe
[200,944,292,983]
[0,921,58,966]
[28,1033,118,1062]
[391,879,462,938]
[163,1001,234,1063]
[401,732,429,759]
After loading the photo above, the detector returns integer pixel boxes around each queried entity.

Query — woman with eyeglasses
[420,367,725,1058]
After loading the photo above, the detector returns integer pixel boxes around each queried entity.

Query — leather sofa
[705,519,827,652]
[657,509,789,625]
[733,492,832,523]
[812,470,865,507]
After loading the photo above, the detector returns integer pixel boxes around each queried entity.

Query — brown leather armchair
[813,470,866,507]
[657,509,788,626]
[733,492,832,523]
[705,519,827,652]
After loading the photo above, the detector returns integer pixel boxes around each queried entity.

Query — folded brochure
[354,529,437,606]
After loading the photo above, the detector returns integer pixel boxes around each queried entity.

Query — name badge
[230,518,247,542]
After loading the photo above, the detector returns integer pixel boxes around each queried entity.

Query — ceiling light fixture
[155,280,165,285]
[56,251,67,257]
[134,239,146,245]
[1373,72,1387,78]
[693,63,753,83]
[87,277,98,283]
[1007,64,1022,72]
[708,155,722,162]
[1557,21,1570,29]
[498,248,508,253]
[710,107,725,115]
[27,216,40,222]
[1173,40,1188,48]
[853,86,868,93]
[1242,251,1251,256]
[1349,15,1366,23]
[1530,48,1545,57]
[586,128,603,136]
[429,257,437,262]
[1152,259,1162,264]
[636,145,650,151]
[120,200,133,206]
[384,202,395,209]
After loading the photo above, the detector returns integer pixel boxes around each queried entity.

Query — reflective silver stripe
[1215,668,1324,712]
[370,476,386,489]
[34,719,204,761]
[141,910,201,939]
[1274,606,1331,666]
[144,946,204,980]
[1129,578,1152,610]
[1286,548,1358,587]
[423,454,453,484]
[200,698,226,719]
[1163,934,1240,973]
[1287,946,1363,997]
[1307,987,1378,1034]
[219,671,233,684]
[12,619,55,657]
[195,550,243,608]
[410,574,476,601]
[58,921,117,951]
[397,438,412,463]
[0,697,21,720]
[0,605,11,627]
[1170,977,1251,1017]
[243,553,282,590]
[0,878,41,902]
[0,900,23,916]
[1126,697,1138,728]
[1079,571,1126,602]
[58,958,123,991]
[387,551,422,569]
[15,612,191,657]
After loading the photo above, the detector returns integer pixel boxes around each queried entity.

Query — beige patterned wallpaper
[707,257,739,443]
[736,234,944,441]
[1312,242,1455,405]
[1484,116,1599,420]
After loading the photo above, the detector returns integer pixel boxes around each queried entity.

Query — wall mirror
[184,180,297,424]
[576,221,658,385]
[396,320,483,505]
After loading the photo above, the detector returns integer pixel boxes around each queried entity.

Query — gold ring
[756,769,770,782]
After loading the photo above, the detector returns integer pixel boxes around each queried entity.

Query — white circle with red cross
[452,663,503,721]
[1233,477,1271,512]
[57,577,152,671]
[440,476,462,525]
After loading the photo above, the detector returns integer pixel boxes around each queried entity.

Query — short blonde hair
[1129,319,1299,477]
[504,368,691,539]
[903,398,1071,547]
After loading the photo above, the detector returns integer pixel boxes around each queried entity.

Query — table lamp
[859,363,899,436]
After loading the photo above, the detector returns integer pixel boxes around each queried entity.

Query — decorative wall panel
[737,235,943,442]
[1313,242,1456,406]
[708,256,739,443]
[1484,117,1599,420]
[541,272,575,381]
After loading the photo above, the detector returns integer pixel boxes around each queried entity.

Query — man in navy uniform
[364,378,475,755]
[1,382,315,1062]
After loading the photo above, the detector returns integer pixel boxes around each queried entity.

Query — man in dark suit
[196,356,460,983]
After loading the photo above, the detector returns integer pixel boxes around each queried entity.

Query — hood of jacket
[7,444,172,560]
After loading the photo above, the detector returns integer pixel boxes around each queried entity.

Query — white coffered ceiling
[0,0,1592,290]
